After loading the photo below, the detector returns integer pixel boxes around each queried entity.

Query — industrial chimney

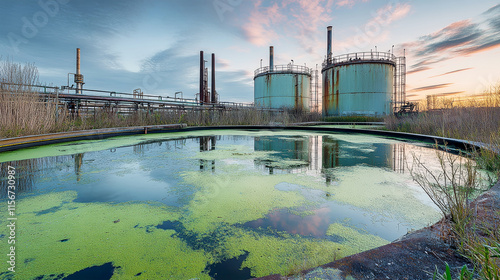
[199,51,204,104]
[270,46,274,72]
[327,26,333,64]
[75,48,84,94]
[211,53,216,103]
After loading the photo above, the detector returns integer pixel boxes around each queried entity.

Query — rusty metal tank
[322,52,395,117]
[254,46,312,111]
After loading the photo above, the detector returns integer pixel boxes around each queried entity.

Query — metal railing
[322,51,397,68]
[254,64,313,77]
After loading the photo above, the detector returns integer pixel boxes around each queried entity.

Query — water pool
[0,129,460,279]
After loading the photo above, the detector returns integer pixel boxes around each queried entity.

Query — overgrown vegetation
[411,146,481,228]
[385,85,500,177]
[411,144,500,279]
[0,59,62,137]
[394,85,500,278]
[0,60,320,138]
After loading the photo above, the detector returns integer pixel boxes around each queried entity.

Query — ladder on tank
[393,57,407,114]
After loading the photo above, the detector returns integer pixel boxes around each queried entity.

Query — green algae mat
[0,129,476,279]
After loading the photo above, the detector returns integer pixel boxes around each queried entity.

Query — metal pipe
[327,26,332,64]
[211,53,216,104]
[76,48,81,94]
[270,46,274,72]
[76,48,80,76]
[199,51,204,104]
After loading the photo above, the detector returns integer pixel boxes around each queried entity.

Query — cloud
[216,58,232,70]
[405,94,420,98]
[334,0,369,8]
[407,66,431,75]
[416,20,482,56]
[240,0,336,48]
[373,2,411,25]
[334,2,411,52]
[430,68,472,78]
[431,91,465,97]
[403,5,500,73]
[241,1,286,46]
[287,0,334,38]
[408,83,452,92]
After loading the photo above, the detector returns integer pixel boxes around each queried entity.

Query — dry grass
[396,84,500,279]
[410,146,479,225]
[0,59,64,137]
[386,84,500,178]
[411,146,500,279]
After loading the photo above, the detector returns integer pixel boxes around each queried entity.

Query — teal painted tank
[322,52,395,117]
[254,65,312,111]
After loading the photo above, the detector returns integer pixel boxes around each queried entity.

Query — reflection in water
[254,136,311,175]
[0,156,71,197]
[73,153,84,182]
[0,135,411,200]
[199,136,217,172]
[392,144,406,173]
[322,137,340,183]
[254,135,402,183]
[245,207,333,239]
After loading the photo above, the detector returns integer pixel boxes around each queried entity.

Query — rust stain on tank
[323,72,329,114]
[265,74,272,107]
[295,74,304,110]
[335,69,339,110]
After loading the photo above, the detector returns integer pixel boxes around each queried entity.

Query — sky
[0,0,499,103]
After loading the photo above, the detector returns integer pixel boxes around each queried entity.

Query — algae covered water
[0,130,447,279]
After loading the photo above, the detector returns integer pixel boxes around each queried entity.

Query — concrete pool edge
[0,124,484,153]
[0,124,187,152]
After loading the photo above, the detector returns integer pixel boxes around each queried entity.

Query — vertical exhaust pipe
[327,26,332,64]
[200,51,204,104]
[76,48,81,94]
[270,46,274,72]
[211,53,216,104]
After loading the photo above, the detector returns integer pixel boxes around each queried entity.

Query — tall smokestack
[75,48,82,94]
[200,51,204,104]
[327,26,332,64]
[211,53,216,104]
[270,46,274,72]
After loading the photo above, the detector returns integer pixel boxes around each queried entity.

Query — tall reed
[395,84,500,278]
[0,59,62,137]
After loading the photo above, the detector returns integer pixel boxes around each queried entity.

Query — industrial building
[322,26,406,117]
[254,47,313,112]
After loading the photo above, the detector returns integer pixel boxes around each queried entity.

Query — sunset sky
[0,0,499,103]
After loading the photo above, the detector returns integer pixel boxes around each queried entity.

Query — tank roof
[322,51,397,70]
[254,64,312,78]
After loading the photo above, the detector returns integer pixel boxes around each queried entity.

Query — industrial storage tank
[322,26,404,117]
[254,46,312,111]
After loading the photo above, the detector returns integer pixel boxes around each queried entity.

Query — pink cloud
[427,20,472,40]
[287,0,335,38]
[335,0,369,8]
[241,0,337,47]
[333,3,411,52]
[371,3,411,26]
[241,1,286,46]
